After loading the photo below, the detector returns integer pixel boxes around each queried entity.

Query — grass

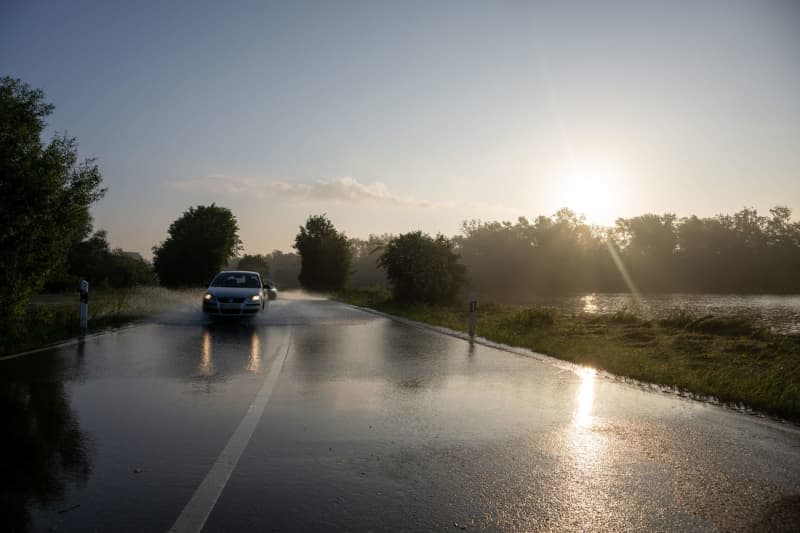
[1,287,199,356]
[336,289,800,422]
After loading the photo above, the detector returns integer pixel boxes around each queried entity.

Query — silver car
[202,271,266,317]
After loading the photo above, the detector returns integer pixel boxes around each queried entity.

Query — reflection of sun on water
[200,330,216,377]
[574,367,596,427]
[581,294,598,314]
[247,332,261,373]
[567,366,602,473]
[558,367,612,526]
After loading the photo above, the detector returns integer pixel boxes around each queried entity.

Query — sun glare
[557,160,622,226]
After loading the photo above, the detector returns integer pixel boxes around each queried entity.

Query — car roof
[214,270,261,277]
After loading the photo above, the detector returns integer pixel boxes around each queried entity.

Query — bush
[377,232,466,305]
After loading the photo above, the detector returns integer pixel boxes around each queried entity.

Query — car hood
[207,287,262,298]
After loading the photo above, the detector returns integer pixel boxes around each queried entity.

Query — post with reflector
[79,279,89,335]
[468,291,477,338]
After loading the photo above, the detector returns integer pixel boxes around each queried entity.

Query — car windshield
[210,273,261,288]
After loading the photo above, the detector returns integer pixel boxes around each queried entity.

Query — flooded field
[518,293,800,334]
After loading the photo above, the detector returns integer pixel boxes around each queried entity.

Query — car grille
[218,297,245,303]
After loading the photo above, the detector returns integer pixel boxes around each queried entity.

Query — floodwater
[515,293,800,333]
[1,298,799,531]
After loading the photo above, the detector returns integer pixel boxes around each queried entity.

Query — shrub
[377,231,466,305]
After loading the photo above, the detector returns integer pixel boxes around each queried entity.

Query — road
[2,296,799,532]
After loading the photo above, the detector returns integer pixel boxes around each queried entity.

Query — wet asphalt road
[2,296,799,532]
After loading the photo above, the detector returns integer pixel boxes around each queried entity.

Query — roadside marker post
[79,279,89,335]
[468,291,477,338]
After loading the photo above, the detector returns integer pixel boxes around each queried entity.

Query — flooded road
[2,297,799,531]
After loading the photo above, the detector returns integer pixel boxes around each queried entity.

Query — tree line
[297,205,800,305]
[457,207,800,299]
[3,76,799,320]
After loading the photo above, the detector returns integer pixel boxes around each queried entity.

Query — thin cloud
[170,175,451,208]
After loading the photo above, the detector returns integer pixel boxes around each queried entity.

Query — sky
[2,0,799,257]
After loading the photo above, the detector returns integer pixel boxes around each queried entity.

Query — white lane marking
[169,336,292,533]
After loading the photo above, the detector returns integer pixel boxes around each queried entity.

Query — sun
[557,160,622,226]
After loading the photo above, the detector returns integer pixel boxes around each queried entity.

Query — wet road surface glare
[1,297,799,531]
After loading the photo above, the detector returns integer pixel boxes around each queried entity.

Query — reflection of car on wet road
[264,279,278,300]
[202,270,266,316]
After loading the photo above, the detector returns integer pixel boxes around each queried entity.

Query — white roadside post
[79,279,89,334]
[468,291,477,338]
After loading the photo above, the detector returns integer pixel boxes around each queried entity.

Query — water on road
[1,297,799,531]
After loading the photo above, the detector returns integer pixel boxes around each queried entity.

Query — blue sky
[2,0,799,256]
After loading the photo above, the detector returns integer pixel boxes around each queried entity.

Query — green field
[337,289,800,422]
[1,287,200,357]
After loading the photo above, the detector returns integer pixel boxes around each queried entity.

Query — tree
[0,77,105,317]
[348,234,391,289]
[293,214,352,291]
[458,210,616,299]
[377,231,466,304]
[615,213,678,291]
[238,254,270,279]
[105,250,156,288]
[264,250,301,289]
[153,204,242,287]
[45,227,156,290]
[67,228,111,284]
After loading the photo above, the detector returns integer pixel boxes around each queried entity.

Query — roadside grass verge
[1,287,199,356]
[336,289,800,422]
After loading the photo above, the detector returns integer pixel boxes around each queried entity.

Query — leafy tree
[68,228,111,284]
[105,250,156,288]
[264,250,301,289]
[615,213,678,291]
[153,204,242,287]
[459,211,617,299]
[46,227,155,290]
[0,77,105,317]
[378,231,466,304]
[348,234,391,289]
[238,254,270,279]
[294,214,352,291]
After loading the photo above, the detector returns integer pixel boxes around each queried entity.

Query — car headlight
[250,294,261,302]
[204,293,215,301]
